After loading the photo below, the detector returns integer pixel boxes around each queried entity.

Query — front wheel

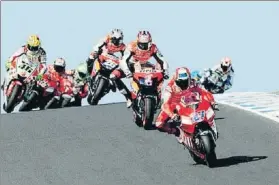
[19,92,37,112]
[4,84,23,113]
[142,97,156,130]
[200,134,217,168]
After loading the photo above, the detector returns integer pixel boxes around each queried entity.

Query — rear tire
[5,84,22,113]
[200,134,217,168]
[142,97,155,130]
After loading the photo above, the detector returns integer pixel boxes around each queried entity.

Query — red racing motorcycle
[2,54,41,113]
[168,90,219,167]
[131,62,164,130]
[18,73,61,111]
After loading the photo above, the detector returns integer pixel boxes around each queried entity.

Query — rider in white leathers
[200,57,234,94]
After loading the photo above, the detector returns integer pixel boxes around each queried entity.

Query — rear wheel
[200,134,217,168]
[5,84,22,113]
[142,97,156,130]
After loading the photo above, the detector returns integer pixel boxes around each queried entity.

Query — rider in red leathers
[119,30,170,107]
[155,67,216,139]
[85,29,132,107]
[45,58,72,95]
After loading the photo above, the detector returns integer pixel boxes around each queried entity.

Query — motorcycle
[168,90,218,167]
[191,70,225,94]
[18,74,60,111]
[2,54,41,113]
[87,52,120,105]
[59,76,88,108]
[46,77,74,109]
[131,62,164,130]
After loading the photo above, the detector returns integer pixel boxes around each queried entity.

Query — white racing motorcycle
[1,54,41,113]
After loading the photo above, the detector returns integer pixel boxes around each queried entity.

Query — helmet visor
[78,72,86,79]
[111,37,122,46]
[138,42,149,50]
[54,65,65,73]
[175,79,189,90]
[27,44,39,52]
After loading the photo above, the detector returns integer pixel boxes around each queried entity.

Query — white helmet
[54,58,66,73]
[220,57,232,73]
[109,29,124,46]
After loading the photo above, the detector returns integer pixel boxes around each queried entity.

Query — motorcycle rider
[46,57,69,80]
[119,30,170,107]
[2,35,47,90]
[5,34,47,78]
[200,57,234,93]
[85,29,132,107]
[155,67,216,142]
[66,63,89,106]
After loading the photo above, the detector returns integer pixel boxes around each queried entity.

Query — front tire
[89,78,108,105]
[200,134,217,168]
[5,84,22,113]
[19,92,37,112]
[142,97,156,130]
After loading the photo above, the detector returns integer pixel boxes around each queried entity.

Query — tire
[200,134,217,168]
[44,97,57,110]
[5,84,22,113]
[61,98,71,108]
[89,78,108,105]
[189,151,204,164]
[19,92,37,112]
[142,97,155,130]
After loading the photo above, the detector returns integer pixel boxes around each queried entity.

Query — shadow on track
[212,155,268,168]
[215,117,225,120]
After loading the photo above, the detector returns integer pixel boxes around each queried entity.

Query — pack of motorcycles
[1,52,226,168]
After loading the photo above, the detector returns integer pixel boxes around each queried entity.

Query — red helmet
[174,67,191,90]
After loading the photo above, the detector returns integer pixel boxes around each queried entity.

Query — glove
[36,74,43,81]
[5,61,11,71]
[171,114,180,122]
[124,70,133,78]
[163,70,169,80]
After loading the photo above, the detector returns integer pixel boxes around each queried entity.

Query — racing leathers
[44,64,71,95]
[155,76,216,137]
[5,45,47,78]
[119,40,169,106]
[200,64,234,94]
[65,63,90,106]
[2,45,47,91]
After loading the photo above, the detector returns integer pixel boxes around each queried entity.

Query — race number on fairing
[191,111,206,123]
[102,60,117,69]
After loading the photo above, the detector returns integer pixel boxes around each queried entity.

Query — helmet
[220,57,232,73]
[174,67,191,90]
[54,58,66,73]
[26,34,41,54]
[109,29,124,46]
[137,30,152,50]
[76,63,88,80]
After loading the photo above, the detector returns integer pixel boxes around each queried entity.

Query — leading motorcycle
[168,90,219,167]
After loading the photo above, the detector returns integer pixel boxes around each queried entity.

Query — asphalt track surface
[1,103,279,185]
